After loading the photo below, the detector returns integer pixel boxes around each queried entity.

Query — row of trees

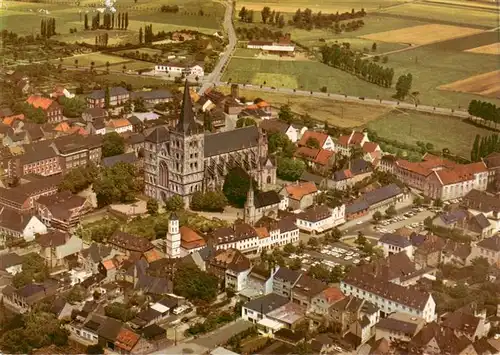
[235,26,287,41]
[332,19,364,33]
[260,7,285,28]
[320,44,394,87]
[291,7,366,30]
[237,7,255,23]
[139,24,155,44]
[468,100,499,129]
[470,133,500,162]
[84,11,129,31]
[95,32,109,47]
[160,5,179,13]
[40,18,56,38]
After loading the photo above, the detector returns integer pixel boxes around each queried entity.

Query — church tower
[244,178,256,225]
[166,213,181,258]
[163,80,205,207]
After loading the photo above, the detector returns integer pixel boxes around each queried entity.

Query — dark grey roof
[81,243,112,263]
[92,117,106,130]
[204,126,260,157]
[127,116,142,126]
[175,81,200,135]
[97,317,123,341]
[145,125,169,143]
[376,317,419,335]
[0,252,23,270]
[102,152,137,168]
[363,183,402,206]
[83,107,107,118]
[88,87,128,100]
[472,213,491,229]
[135,274,171,295]
[379,233,412,248]
[274,267,302,283]
[254,191,281,209]
[142,324,165,339]
[131,89,173,101]
[477,235,500,252]
[346,199,370,214]
[0,107,14,118]
[243,293,290,314]
[299,171,324,185]
[278,216,298,233]
[136,307,161,322]
[439,209,468,225]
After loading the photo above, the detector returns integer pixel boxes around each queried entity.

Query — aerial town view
[0,0,499,353]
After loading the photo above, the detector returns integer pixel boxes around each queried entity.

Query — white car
[353,259,360,264]
[344,256,352,261]
[356,221,363,225]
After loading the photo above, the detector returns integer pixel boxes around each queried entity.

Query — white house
[154,63,204,77]
[298,130,335,151]
[336,130,370,156]
[107,118,133,134]
[255,216,300,251]
[225,263,252,292]
[0,207,47,242]
[340,274,436,322]
[37,231,84,268]
[295,205,345,234]
[377,233,414,259]
[259,119,307,144]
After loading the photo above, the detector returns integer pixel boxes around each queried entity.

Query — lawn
[107,59,155,71]
[55,53,127,67]
[233,48,261,58]
[366,110,495,158]
[375,2,499,28]
[94,73,171,89]
[217,86,391,128]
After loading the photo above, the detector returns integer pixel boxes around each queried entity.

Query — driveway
[191,319,254,349]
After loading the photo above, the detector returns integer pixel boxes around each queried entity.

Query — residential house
[0,253,23,275]
[0,206,47,242]
[2,280,59,313]
[127,115,143,133]
[377,233,414,259]
[97,317,124,350]
[310,287,346,316]
[279,181,318,211]
[50,134,103,173]
[254,215,300,251]
[87,87,130,108]
[108,231,155,256]
[0,174,63,212]
[26,95,63,123]
[408,322,477,355]
[259,119,306,144]
[483,152,500,192]
[36,191,92,231]
[329,295,380,346]
[331,159,373,191]
[206,248,250,290]
[468,235,500,268]
[67,313,106,345]
[413,234,445,269]
[7,140,60,178]
[247,40,295,55]
[50,297,74,321]
[291,273,328,310]
[130,301,171,329]
[294,146,335,173]
[375,312,425,344]
[441,307,490,342]
[295,204,345,234]
[346,184,406,220]
[362,142,382,163]
[80,243,115,274]
[462,189,500,234]
[273,267,302,298]
[210,223,260,254]
[335,131,370,157]
[36,230,83,268]
[82,107,108,122]
[86,117,107,135]
[298,130,335,151]
[441,239,471,267]
[179,226,206,256]
[239,264,279,301]
[107,118,133,134]
[433,209,495,240]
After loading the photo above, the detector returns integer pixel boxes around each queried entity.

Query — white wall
[23,217,47,241]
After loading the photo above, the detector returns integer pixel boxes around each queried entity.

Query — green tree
[104,86,110,108]
[223,167,256,208]
[289,258,302,271]
[87,344,104,354]
[434,198,443,208]
[385,205,397,218]
[395,73,412,99]
[307,237,319,248]
[105,302,137,322]
[190,191,228,212]
[102,132,125,157]
[355,231,367,247]
[372,210,383,223]
[308,263,329,283]
[58,96,86,117]
[268,132,295,156]
[236,117,257,128]
[277,157,305,181]
[94,162,142,207]
[413,196,423,206]
[283,243,296,254]
[238,6,247,21]
[371,42,377,51]
[278,104,294,124]
[305,137,320,149]
[329,265,344,283]
[12,254,49,288]
[59,163,98,193]
[174,264,219,302]
[19,103,46,124]
[261,6,271,23]
[165,195,184,211]
[146,198,159,215]
[66,285,86,303]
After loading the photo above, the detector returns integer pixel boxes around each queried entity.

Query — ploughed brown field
[438,70,500,99]
[465,42,500,55]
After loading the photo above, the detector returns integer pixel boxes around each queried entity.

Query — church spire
[175,80,199,135]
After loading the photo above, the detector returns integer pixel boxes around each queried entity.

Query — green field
[55,53,126,67]
[94,73,171,89]
[366,110,494,157]
[235,0,408,13]
[375,2,499,28]
[0,0,224,42]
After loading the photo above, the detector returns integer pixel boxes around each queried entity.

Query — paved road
[198,0,237,95]
[215,82,478,119]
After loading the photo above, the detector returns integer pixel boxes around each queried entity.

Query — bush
[190,191,228,212]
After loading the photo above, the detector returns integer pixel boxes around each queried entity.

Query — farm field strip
[422,30,499,51]
[235,0,408,13]
[361,24,483,45]
[438,70,500,99]
[465,43,500,55]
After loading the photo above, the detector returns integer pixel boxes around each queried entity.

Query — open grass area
[375,2,499,28]
[107,59,154,71]
[94,73,170,89]
[218,86,391,128]
[0,0,224,42]
[366,110,495,157]
[54,53,126,67]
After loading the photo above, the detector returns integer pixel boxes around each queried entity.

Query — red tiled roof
[115,328,140,352]
[295,146,320,160]
[315,149,334,166]
[54,122,71,132]
[349,132,365,145]
[337,135,350,147]
[255,227,269,239]
[362,142,379,153]
[180,226,206,250]
[102,259,116,270]
[322,287,345,304]
[2,114,24,126]
[298,130,329,147]
[108,119,131,128]
[433,162,487,185]
[26,95,55,110]
[285,181,318,201]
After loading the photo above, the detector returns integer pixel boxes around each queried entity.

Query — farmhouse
[154,62,204,77]
[247,38,295,56]
[259,119,306,143]
[298,130,335,151]
[279,181,318,211]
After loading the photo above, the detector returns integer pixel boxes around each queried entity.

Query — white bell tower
[166,212,181,258]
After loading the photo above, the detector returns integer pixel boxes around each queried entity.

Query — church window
[194,162,198,169]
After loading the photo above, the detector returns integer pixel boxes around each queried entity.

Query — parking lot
[372,206,440,235]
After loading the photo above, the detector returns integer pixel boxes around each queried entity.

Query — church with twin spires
[144,81,276,207]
